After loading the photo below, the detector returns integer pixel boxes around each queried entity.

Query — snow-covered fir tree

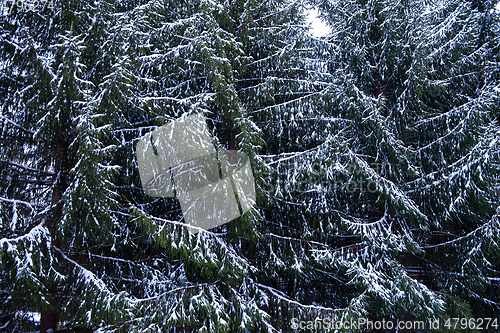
[0,0,499,332]
[303,0,500,326]
[2,0,319,331]
[405,0,500,320]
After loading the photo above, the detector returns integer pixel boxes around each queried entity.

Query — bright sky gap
[307,8,331,37]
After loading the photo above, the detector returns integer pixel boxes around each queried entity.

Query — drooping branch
[0,160,55,177]
[0,116,35,136]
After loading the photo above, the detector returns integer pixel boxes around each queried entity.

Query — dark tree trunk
[40,291,58,333]
[40,141,67,333]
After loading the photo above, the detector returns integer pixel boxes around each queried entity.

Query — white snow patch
[11,203,18,231]
[16,311,41,323]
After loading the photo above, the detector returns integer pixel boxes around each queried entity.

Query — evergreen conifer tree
[303,0,500,325]
[1,0,499,331]
[1,0,316,331]
[406,0,500,320]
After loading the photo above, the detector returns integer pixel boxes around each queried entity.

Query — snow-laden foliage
[1,0,499,331]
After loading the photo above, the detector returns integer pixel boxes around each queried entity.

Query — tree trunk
[40,142,66,333]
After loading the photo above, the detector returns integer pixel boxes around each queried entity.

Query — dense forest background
[1,0,499,332]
